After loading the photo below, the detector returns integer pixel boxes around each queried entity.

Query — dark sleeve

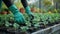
[21,0,28,8]
[3,0,13,7]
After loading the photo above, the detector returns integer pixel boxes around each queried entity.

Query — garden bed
[0,13,60,34]
[0,23,60,34]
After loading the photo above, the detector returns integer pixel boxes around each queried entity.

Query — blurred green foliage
[0,13,60,32]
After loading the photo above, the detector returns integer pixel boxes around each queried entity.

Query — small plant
[20,26,29,32]
[13,23,20,29]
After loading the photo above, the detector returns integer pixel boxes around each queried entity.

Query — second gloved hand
[25,6,34,20]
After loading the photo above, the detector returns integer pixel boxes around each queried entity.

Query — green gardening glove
[25,6,34,20]
[25,6,34,27]
[8,5,26,26]
[0,0,2,12]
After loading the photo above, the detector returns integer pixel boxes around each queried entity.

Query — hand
[8,4,26,26]
[14,12,26,26]
[25,6,34,20]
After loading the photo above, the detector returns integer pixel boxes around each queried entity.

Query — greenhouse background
[1,0,60,13]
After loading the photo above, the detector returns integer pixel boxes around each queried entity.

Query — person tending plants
[0,0,34,25]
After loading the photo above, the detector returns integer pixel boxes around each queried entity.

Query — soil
[0,21,60,34]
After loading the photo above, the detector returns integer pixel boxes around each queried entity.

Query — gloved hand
[8,5,26,26]
[14,12,26,26]
[25,6,34,27]
[25,6,34,20]
[0,0,2,12]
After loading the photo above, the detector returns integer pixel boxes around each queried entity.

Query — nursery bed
[0,23,60,34]
[32,23,60,34]
[0,13,60,34]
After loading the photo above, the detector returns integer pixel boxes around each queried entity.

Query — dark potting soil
[0,22,60,34]
[0,26,15,34]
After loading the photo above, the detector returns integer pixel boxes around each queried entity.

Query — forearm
[3,0,13,7]
[21,0,32,14]
[21,0,28,8]
[3,0,20,14]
